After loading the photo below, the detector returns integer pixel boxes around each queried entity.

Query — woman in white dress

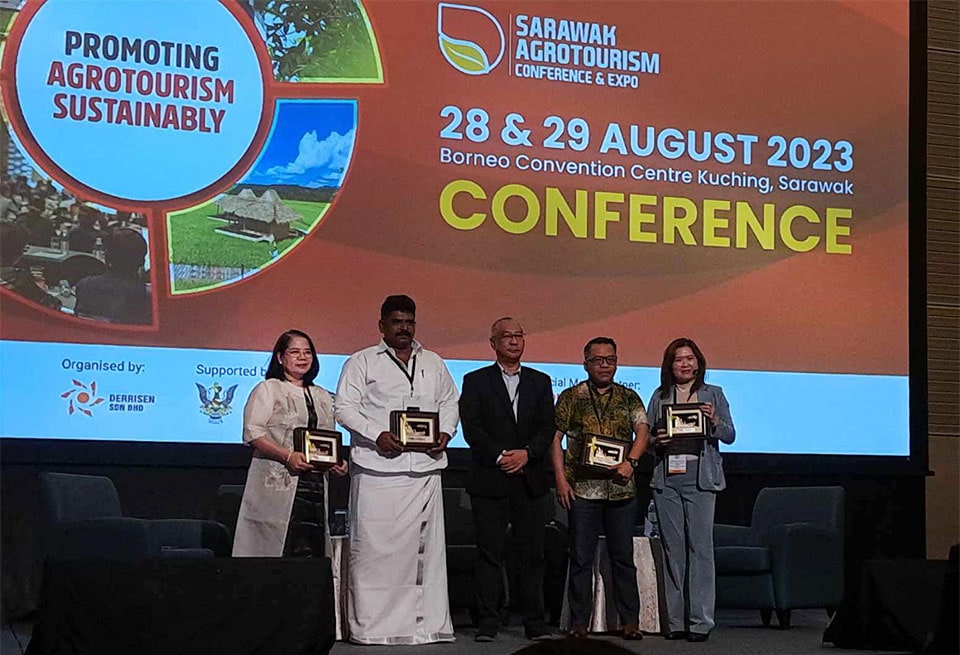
[233,329,348,557]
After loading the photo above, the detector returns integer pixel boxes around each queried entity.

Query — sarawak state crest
[196,382,238,423]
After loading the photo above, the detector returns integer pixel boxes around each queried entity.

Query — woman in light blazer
[647,338,735,642]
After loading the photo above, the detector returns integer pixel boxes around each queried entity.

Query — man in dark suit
[459,317,556,642]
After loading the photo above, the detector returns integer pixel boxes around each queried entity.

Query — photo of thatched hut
[213,188,302,242]
[166,99,356,294]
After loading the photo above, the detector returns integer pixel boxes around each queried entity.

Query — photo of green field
[167,196,329,293]
[166,99,357,294]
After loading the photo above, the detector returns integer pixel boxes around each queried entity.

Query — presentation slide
[0,0,910,455]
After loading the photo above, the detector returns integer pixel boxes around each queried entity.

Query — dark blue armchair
[39,472,231,561]
[714,486,845,628]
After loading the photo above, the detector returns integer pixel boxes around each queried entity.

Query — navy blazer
[647,383,735,492]
[459,363,556,498]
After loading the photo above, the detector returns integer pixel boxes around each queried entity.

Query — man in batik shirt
[551,337,649,640]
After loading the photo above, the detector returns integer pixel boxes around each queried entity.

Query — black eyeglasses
[585,356,618,366]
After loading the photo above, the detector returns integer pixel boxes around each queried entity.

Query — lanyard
[302,386,318,429]
[588,384,612,434]
[385,350,418,394]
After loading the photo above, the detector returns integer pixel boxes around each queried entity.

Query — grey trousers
[653,459,717,635]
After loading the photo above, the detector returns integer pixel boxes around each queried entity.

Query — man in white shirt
[335,294,460,644]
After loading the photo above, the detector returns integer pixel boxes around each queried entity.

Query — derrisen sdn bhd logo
[437,2,505,75]
[61,379,104,417]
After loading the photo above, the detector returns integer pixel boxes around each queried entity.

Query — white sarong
[347,468,455,645]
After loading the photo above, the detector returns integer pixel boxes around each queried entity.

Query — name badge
[668,454,687,474]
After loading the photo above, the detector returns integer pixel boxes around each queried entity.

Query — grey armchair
[39,472,231,561]
[714,486,845,628]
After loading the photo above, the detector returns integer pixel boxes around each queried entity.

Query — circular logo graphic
[7,0,269,203]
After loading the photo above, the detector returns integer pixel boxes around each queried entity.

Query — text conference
[439,180,853,254]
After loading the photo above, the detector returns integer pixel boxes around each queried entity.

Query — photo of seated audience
[1,171,150,323]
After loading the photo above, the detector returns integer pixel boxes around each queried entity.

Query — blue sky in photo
[244,100,358,189]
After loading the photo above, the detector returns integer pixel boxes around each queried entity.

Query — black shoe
[475,626,497,642]
[686,632,710,642]
[622,624,643,641]
[525,624,553,641]
[568,624,588,639]
[665,631,686,640]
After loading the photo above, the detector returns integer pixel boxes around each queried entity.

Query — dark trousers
[283,472,325,558]
[568,496,640,626]
[471,480,549,629]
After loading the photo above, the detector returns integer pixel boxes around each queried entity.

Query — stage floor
[2,609,914,655]
[329,609,913,655]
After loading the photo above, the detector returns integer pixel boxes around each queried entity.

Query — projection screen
[0,0,913,457]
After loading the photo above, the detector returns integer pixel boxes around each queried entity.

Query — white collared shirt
[334,339,460,473]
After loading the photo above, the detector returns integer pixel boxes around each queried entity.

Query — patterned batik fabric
[555,381,648,501]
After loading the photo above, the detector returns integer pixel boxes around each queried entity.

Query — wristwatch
[627,457,639,469]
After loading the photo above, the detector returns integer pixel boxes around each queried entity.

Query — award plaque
[293,427,342,468]
[663,403,708,439]
[580,433,627,469]
[390,409,441,451]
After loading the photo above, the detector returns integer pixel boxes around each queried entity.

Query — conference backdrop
[0,0,910,455]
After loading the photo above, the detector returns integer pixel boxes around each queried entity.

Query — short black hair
[104,228,147,274]
[380,294,416,319]
[77,209,97,228]
[265,329,319,386]
[0,223,29,266]
[583,336,617,359]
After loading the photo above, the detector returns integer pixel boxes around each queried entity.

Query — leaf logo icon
[437,3,504,75]
[440,34,490,74]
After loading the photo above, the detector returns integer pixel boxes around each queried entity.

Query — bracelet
[284,450,294,466]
